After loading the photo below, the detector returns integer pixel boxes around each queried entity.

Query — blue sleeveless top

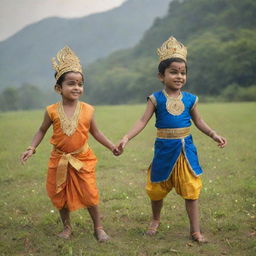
[148,90,203,182]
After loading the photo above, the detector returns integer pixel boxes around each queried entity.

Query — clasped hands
[112,135,129,156]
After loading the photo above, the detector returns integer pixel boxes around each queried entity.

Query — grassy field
[0,102,255,256]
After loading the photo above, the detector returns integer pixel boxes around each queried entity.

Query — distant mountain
[0,0,171,89]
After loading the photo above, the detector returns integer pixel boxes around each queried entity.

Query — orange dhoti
[46,101,99,211]
[46,147,99,211]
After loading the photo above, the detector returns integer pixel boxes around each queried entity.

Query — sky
[0,0,126,41]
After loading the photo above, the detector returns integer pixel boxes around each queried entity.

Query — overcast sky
[0,0,126,41]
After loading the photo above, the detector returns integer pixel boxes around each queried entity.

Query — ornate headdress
[157,36,187,62]
[51,46,83,81]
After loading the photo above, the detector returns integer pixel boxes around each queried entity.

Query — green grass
[0,102,255,256]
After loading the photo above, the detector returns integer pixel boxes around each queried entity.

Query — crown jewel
[51,46,83,81]
[157,36,187,62]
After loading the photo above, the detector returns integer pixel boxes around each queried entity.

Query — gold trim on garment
[54,143,89,193]
[57,101,81,136]
[191,96,198,111]
[157,127,190,139]
[163,90,185,116]
[148,94,157,106]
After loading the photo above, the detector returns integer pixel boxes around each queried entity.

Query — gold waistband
[53,143,89,155]
[53,143,89,193]
[157,127,190,139]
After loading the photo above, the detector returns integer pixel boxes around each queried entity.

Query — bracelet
[27,146,36,154]
[123,135,129,141]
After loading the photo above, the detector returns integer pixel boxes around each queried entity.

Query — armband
[27,146,36,154]
[123,135,129,141]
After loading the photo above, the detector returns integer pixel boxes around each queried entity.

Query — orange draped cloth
[46,102,99,211]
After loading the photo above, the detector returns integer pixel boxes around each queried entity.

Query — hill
[86,0,256,104]
[0,0,171,89]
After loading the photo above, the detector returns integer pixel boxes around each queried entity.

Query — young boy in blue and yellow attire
[118,36,227,243]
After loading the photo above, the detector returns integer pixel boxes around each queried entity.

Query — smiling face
[55,72,84,101]
[158,61,187,92]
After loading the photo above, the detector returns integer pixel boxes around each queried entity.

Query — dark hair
[55,71,84,86]
[158,58,187,75]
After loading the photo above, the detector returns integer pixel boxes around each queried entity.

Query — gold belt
[53,143,89,193]
[157,127,190,139]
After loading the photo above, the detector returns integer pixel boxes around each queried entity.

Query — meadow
[0,102,255,256]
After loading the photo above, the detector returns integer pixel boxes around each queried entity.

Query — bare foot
[94,227,110,242]
[191,232,208,243]
[146,219,160,236]
[57,226,72,239]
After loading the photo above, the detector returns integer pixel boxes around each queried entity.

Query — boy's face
[158,61,187,91]
[55,72,84,101]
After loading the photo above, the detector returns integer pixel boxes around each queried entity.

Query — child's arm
[118,100,155,150]
[89,116,118,154]
[20,111,52,164]
[191,105,227,148]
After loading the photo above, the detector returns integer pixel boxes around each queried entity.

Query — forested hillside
[86,0,256,104]
[0,0,171,89]
[1,0,255,111]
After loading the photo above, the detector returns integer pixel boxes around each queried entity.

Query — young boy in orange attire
[20,46,120,242]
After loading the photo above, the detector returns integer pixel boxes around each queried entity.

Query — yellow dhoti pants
[146,152,202,200]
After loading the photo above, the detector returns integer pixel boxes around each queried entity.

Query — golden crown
[157,36,187,62]
[51,46,83,81]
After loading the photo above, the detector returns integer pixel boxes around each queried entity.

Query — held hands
[111,142,124,156]
[20,146,36,164]
[117,135,129,152]
[112,135,129,156]
[112,146,122,156]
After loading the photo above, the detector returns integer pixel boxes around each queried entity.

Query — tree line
[0,84,57,111]
[86,0,256,104]
[1,0,256,111]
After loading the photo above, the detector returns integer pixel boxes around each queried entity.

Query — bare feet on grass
[146,219,160,236]
[191,232,208,243]
[57,226,72,239]
[94,227,110,242]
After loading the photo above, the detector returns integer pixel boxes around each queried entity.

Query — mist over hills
[2,0,255,111]
[86,0,256,104]
[0,0,171,89]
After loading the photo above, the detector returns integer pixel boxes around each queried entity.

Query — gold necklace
[163,90,185,116]
[57,101,81,136]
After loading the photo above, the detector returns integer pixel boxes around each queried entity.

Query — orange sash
[54,143,89,193]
